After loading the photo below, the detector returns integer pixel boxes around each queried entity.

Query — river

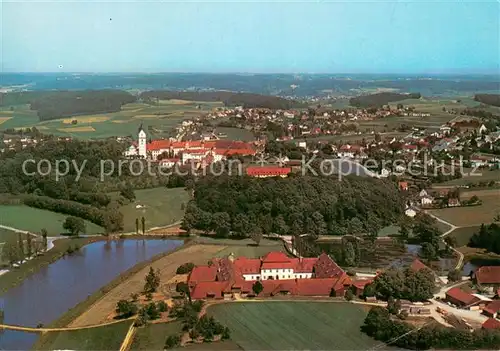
[0,238,183,350]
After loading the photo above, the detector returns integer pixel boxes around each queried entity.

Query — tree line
[349,92,421,108]
[0,90,136,121]
[362,306,500,350]
[140,90,307,109]
[182,175,404,238]
[469,223,500,254]
[474,94,500,108]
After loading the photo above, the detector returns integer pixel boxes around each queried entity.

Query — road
[0,317,135,333]
[425,211,464,270]
[0,224,61,251]
[118,323,137,351]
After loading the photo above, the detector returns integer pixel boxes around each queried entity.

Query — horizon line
[2,71,500,76]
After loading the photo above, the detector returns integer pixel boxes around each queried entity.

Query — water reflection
[0,239,183,350]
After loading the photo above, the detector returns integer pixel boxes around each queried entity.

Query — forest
[349,92,421,107]
[468,223,500,254]
[181,175,404,237]
[140,90,307,109]
[0,138,191,233]
[0,90,136,121]
[474,94,500,107]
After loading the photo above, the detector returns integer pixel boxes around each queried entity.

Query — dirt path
[118,323,137,351]
[425,211,464,270]
[68,244,227,327]
[0,317,134,333]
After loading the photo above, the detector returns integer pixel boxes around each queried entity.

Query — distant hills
[0,90,306,122]
[140,91,307,109]
[349,92,421,108]
[1,73,499,97]
[474,94,500,107]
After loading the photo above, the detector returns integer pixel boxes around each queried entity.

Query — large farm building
[187,251,373,300]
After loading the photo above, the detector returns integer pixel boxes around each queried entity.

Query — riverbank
[0,236,103,294]
[67,243,227,328]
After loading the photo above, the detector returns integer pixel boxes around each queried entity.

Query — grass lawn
[36,320,132,350]
[207,301,379,350]
[429,189,500,227]
[0,205,104,235]
[0,227,19,243]
[118,187,190,232]
[449,226,481,247]
[215,127,255,141]
[131,321,183,351]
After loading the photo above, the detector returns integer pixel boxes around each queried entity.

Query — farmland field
[0,205,104,235]
[195,237,286,258]
[36,320,131,351]
[429,189,500,227]
[207,302,379,350]
[117,187,190,232]
[0,100,221,139]
[0,228,18,243]
[438,169,500,186]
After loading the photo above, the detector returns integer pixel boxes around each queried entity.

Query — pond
[0,238,183,350]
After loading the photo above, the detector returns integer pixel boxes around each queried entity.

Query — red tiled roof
[292,258,318,273]
[188,266,217,284]
[476,266,500,285]
[233,257,262,275]
[261,262,296,270]
[484,300,500,315]
[190,281,231,300]
[313,253,345,279]
[410,259,430,272]
[352,279,373,289]
[482,318,500,330]
[262,252,291,263]
[246,166,291,177]
[446,287,480,306]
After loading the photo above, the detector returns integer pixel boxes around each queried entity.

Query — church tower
[138,123,147,158]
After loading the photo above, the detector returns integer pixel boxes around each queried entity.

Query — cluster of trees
[182,175,404,239]
[362,306,500,350]
[23,195,123,234]
[366,266,436,302]
[409,213,443,260]
[474,94,500,108]
[176,262,195,274]
[167,299,230,347]
[140,90,306,109]
[1,232,47,267]
[469,223,500,254]
[349,92,421,108]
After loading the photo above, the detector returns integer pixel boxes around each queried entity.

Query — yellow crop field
[162,99,193,105]
[0,117,12,125]
[111,120,129,124]
[0,110,14,115]
[61,116,111,124]
[58,126,96,132]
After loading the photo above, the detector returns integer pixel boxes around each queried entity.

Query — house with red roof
[246,166,292,178]
[475,266,500,290]
[445,287,482,309]
[482,317,500,330]
[187,251,359,300]
[483,300,500,318]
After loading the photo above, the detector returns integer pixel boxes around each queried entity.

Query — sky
[1,0,499,74]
